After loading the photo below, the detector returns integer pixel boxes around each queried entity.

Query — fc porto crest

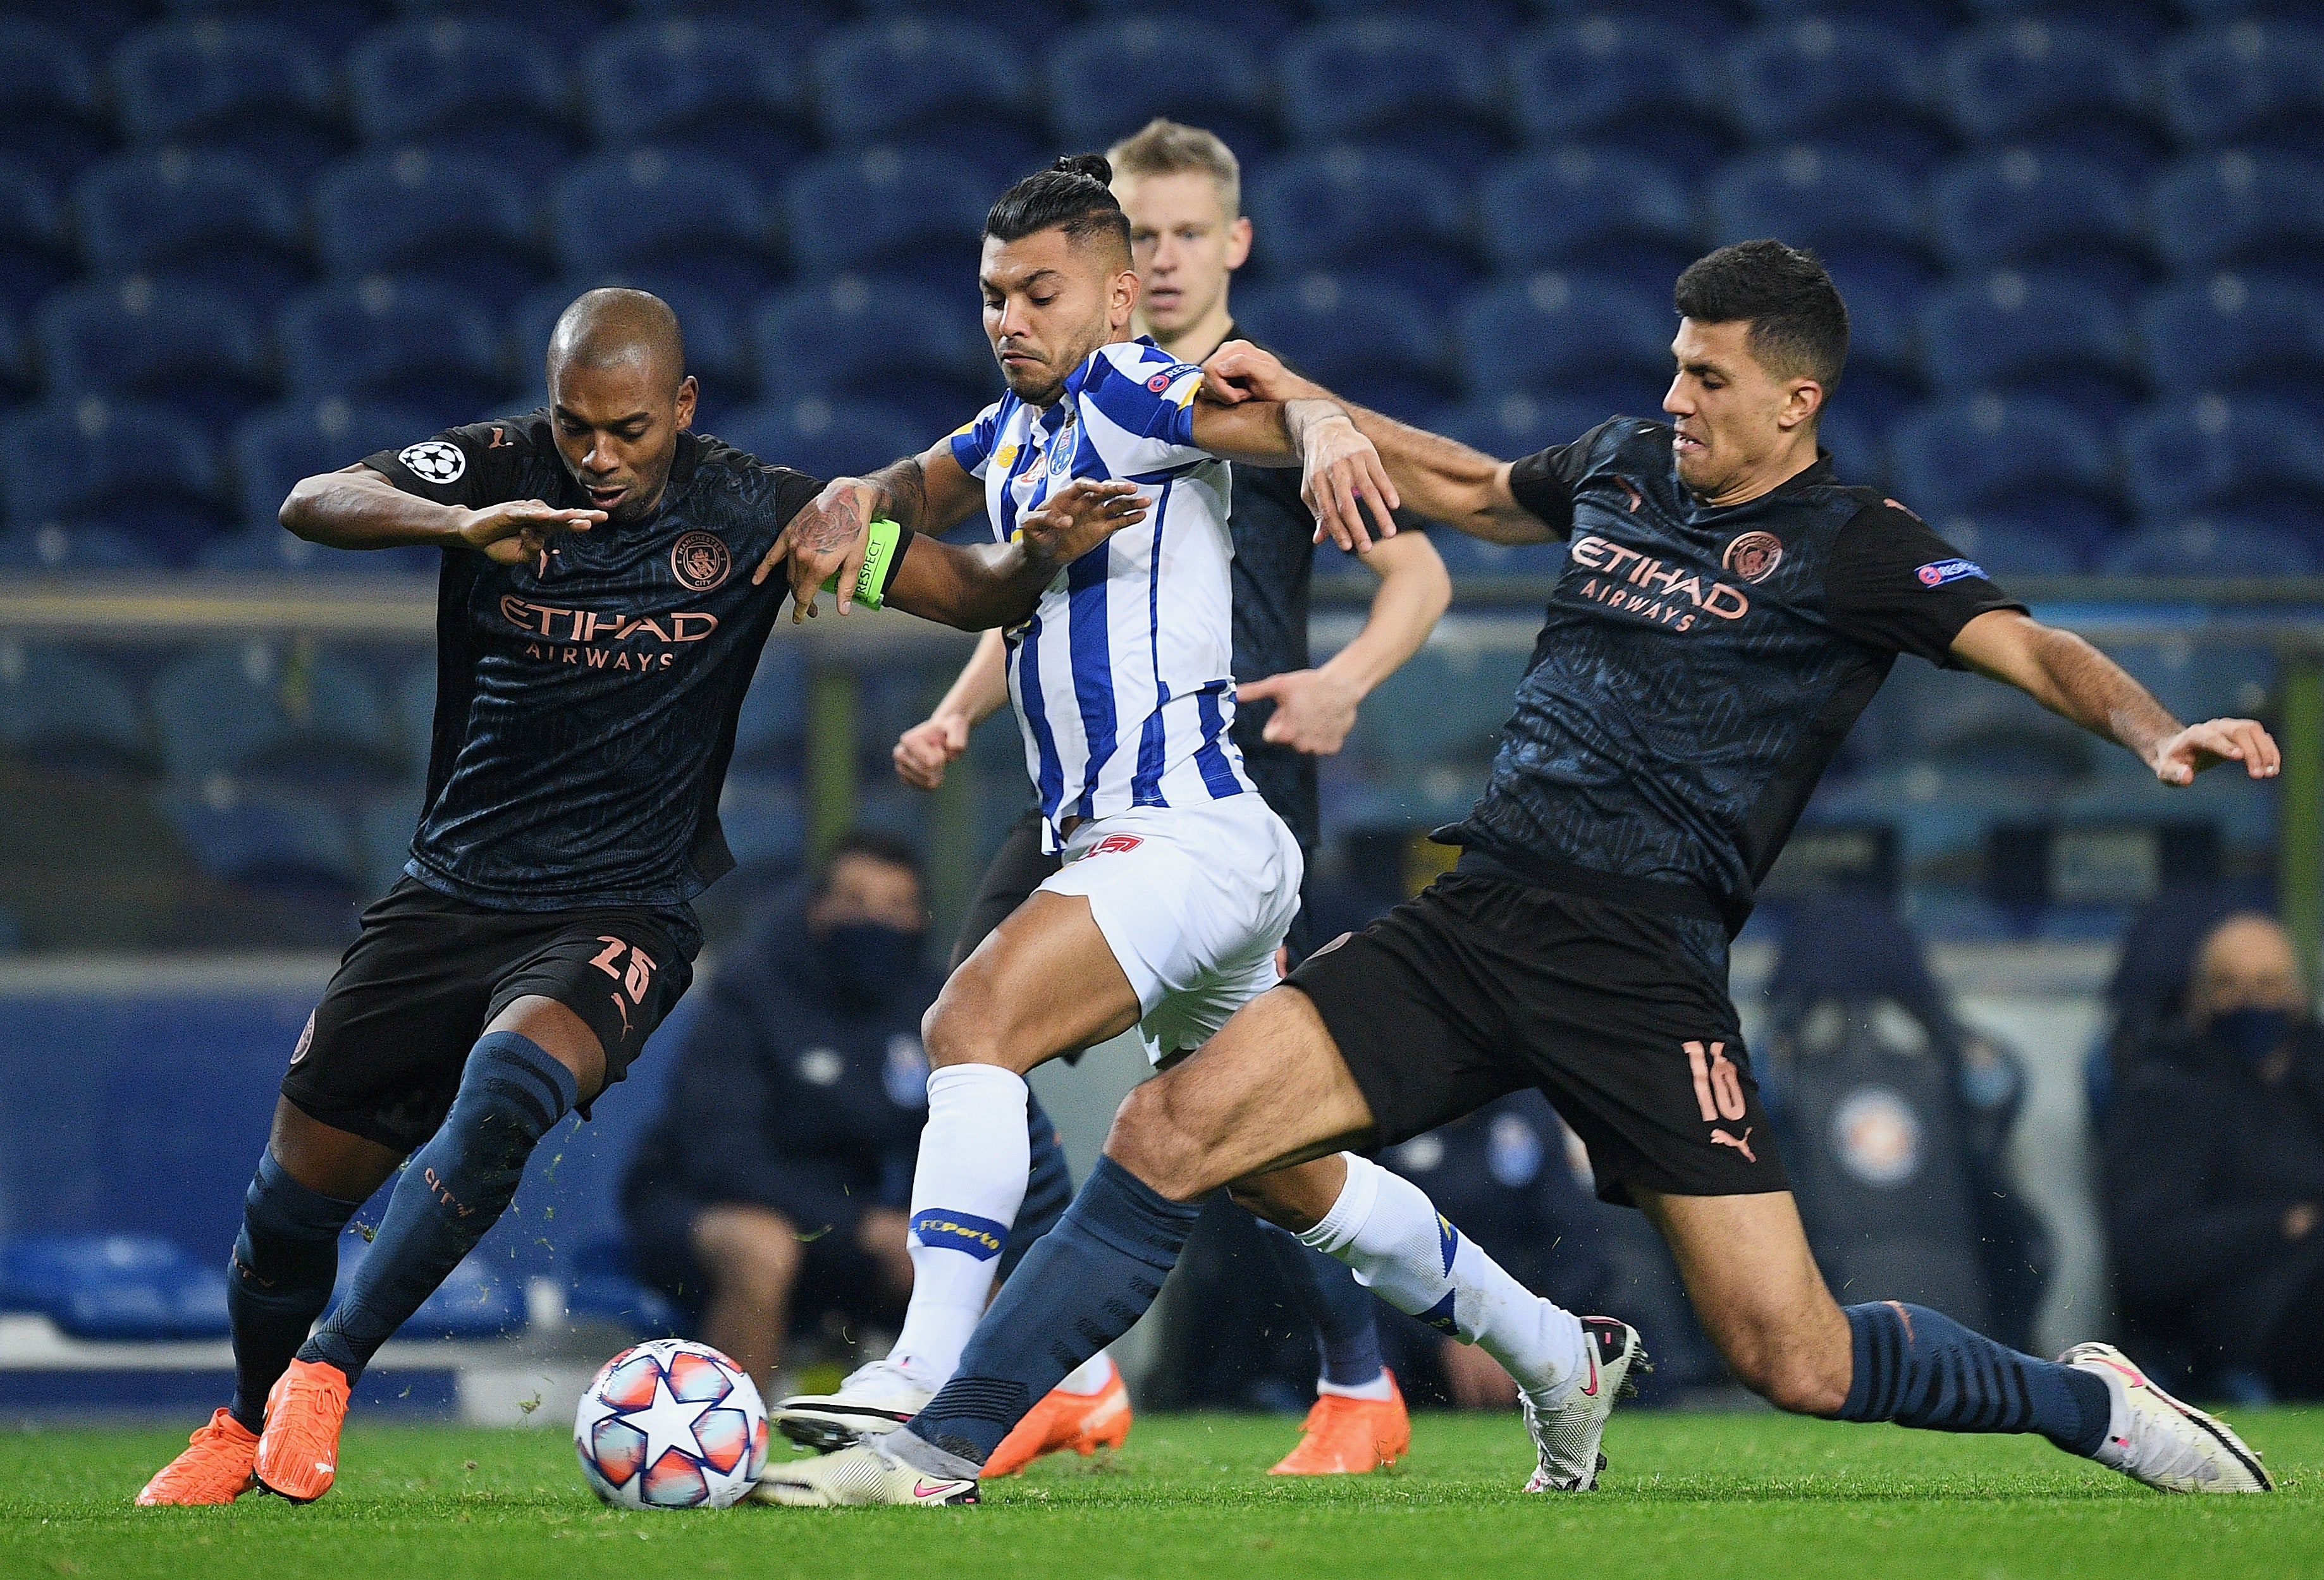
[670,530,730,592]
[1721,530,1783,584]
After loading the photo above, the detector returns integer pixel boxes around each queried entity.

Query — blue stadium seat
[753,274,993,432]
[810,20,1033,180]
[0,24,108,183]
[1886,395,2122,549]
[512,273,757,423]
[628,0,849,42]
[109,20,347,186]
[2159,22,2324,157]
[1927,150,2148,306]
[0,1235,230,1341]
[717,396,931,485]
[729,644,806,773]
[1723,20,1951,174]
[1246,149,1478,292]
[2121,394,2324,538]
[0,641,149,772]
[1509,19,1731,171]
[1238,274,1455,420]
[2149,151,2324,291]
[2107,638,2277,730]
[156,780,364,893]
[395,0,615,53]
[1083,0,1301,49]
[313,149,546,314]
[1958,0,2177,48]
[1917,269,2143,417]
[565,1236,683,1337]
[782,147,991,291]
[1706,147,1927,260]
[151,640,400,782]
[550,150,779,303]
[197,525,439,577]
[0,398,226,554]
[1457,271,1674,416]
[32,278,273,438]
[1278,18,1508,171]
[1747,0,1964,45]
[71,149,309,315]
[157,0,395,55]
[0,157,70,317]
[1436,392,1616,461]
[230,397,436,531]
[276,276,512,428]
[1940,21,2164,178]
[1478,147,1697,286]
[1919,513,2089,577]
[1308,0,1531,40]
[1816,404,1890,488]
[0,303,25,406]
[2101,518,2320,578]
[716,774,806,877]
[2139,274,2324,410]
[582,17,806,173]
[0,524,172,571]
[1045,20,1271,154]
[347,18,577,183]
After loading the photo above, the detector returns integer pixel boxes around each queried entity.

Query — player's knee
[921,977,1004,1070]
[692,1207,802,1297]
[1102,1081,1208,1203]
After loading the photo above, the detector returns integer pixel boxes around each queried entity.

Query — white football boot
[753,1438,978,1507]
[1522,1315,1649,1492]
[2060,1342,2273,1493]
[772,1356,937,1453]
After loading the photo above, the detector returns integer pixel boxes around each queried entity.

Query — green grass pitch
[6,1409,2316,1580]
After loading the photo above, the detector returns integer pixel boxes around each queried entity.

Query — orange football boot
[981,1356,1133,1478]
[1269,1371,1411,1475]
[137,1407,259,1505]
[253,1357,351,1503]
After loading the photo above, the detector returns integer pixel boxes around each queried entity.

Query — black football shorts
[280,877,697,1156]
[1286,869,1785,1206]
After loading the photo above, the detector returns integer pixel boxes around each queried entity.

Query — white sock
[1299,1152,1587,1404]
[887,1064,1030,1387]
[1317,1372,1395,1401]
[1056,1351,1116,1395]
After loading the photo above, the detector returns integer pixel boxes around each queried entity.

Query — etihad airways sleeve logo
[1566,533,1750,630]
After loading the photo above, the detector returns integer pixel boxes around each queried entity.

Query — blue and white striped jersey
[949,337,1255,846]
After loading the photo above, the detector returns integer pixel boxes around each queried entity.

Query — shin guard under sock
[227,1149,362,1431]
[889,1063,1030,1383]
[1257,1219,1386,1390]
[898,1156,1201,1471]
[1840,1301,2110,1457]
[300,1032,575,1384]
[1300,1153,1586,1402]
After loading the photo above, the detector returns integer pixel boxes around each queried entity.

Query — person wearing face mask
[621,832,1071,1397]
[2104,912,2324,1400]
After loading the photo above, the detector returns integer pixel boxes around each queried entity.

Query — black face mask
[2211,1007,2294,1067]
[813,921,925,1005]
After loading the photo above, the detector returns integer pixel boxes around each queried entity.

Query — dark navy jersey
[1221,326,1420,855]
[1446,417,2021,931]
[363,412,843,919]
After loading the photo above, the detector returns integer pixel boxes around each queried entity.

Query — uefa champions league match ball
[574,1338,770,1509]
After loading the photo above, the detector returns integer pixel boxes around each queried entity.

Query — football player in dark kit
[794,242,2284,1505]
[135,286,1155,1507]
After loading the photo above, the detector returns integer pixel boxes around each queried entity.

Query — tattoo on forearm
[872,458,927,532]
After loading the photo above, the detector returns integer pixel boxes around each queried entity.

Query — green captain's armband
[818,517,904,610]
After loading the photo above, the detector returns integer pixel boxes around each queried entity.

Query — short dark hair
[811,828,925,898]
[984,153,1132,262]
[1673,240,1849,396]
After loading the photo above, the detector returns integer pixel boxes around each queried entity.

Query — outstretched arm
[1951,609,2281,785]
[895,629,1009,791]
[752,441,988,620]
[282,464,604,564]
[1188,394,1401,551]
[1241,529,1451,755]
[1202,343,1551,548]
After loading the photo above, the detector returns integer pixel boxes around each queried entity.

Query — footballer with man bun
[777,242,2283,1505]
[133,286,1153,1508]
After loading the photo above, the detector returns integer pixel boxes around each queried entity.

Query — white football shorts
[1038,794,1304,1065]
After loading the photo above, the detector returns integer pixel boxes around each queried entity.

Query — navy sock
[300,1032,576,1384]
[226,1149,362,1431]
[1839,1301,2110,1457]
[996,1093,1074,1285]
[1257,1220,1385,1388]
[907,1156,1202,1466]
